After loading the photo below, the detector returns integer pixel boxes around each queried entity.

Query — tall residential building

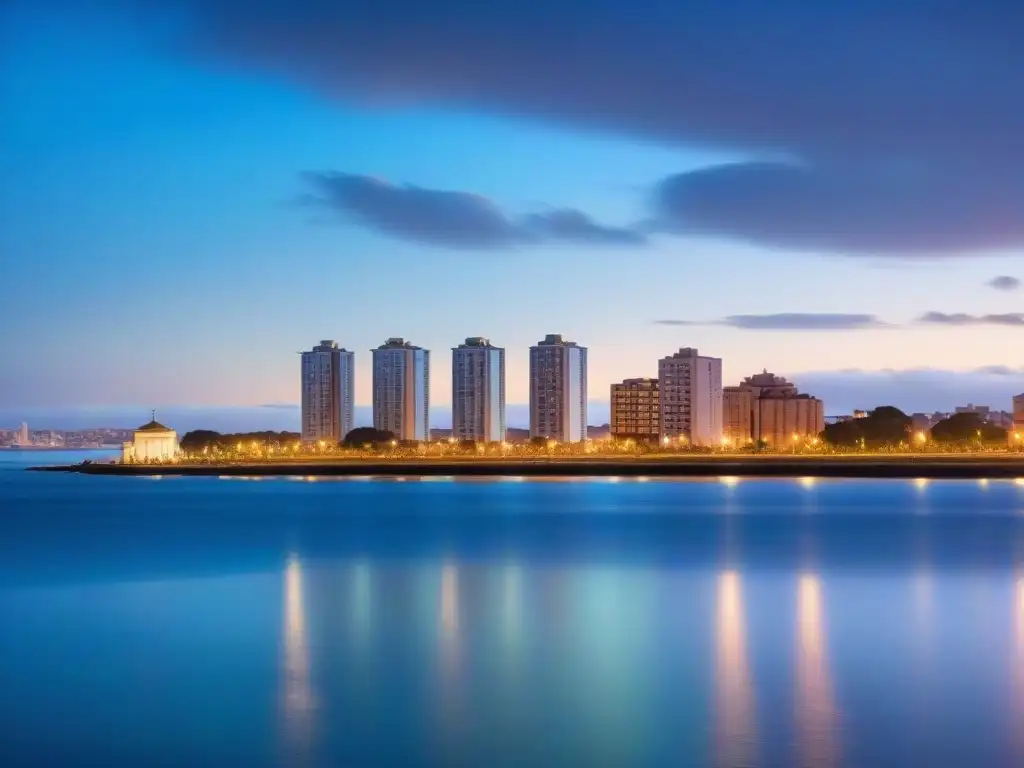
[300,340,355,444]
[1012,394,1024,440]
[372,338,429,441]
[726,370,825,445]
[17,422,29,447]
[529,334,587,442]
[658,348,723,446]
[610,378,659,440]
[452,337,506,442]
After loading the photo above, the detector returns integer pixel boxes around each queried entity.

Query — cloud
[303,172,644,248]
[918,312,1024,326]
[988,275,1021,291]
[655,313,885,330]
[138,0,1024,256]
[651,161,1024,255]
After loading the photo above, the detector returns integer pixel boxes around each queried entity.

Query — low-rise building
[122,416,179,462]
[610,378,659,440]
[725,370,825,446]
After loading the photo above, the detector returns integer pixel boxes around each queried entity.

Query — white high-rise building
[529,334,587,442]
[452,338,506,443]
[658,347,723,446]
[300,341,355,444]
[372,338,429,441]
[17,422,29,447]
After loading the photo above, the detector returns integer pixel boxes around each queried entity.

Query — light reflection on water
[795,574,838,768]
[714,570,756,768]
[4,476,1024,766]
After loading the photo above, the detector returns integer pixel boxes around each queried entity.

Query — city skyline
[5,1,1024,425]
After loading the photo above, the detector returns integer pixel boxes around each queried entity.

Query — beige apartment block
[611,378,660,440]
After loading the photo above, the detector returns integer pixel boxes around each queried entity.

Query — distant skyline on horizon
[4,1,1024,415]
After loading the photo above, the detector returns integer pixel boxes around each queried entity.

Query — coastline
[31,454,1024,479]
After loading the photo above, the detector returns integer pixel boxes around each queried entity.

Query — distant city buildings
[451,337,506,443]
[300,340,355,445]
[658,347,723,446]
[1014,395,1024,438]
[372,338,430,441]
[529,334,588,442]
[610,378,659,440]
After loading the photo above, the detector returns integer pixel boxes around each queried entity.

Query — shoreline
[32,455,1024,479]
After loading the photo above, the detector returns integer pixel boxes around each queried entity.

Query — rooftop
[376,337,424,350]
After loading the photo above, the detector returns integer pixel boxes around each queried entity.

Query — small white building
[122,416,179,463]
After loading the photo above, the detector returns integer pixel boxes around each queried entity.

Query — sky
[3,0,1024,430]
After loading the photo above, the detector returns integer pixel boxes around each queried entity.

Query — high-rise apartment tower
[452,337,506,442]
[529,334,587,442]
[300,341,355,444]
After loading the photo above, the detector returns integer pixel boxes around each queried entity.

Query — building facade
[529,334,587,442]
[610,378,660,440]
[17,422,29,447]
[725,370,825,445]
[122,416,179,462]
[372,338,429,441]
[658,347,723,446]
[1013,394,1024,442]
[452,337,506,442]
[723,386,754,444]
[300,340,355,444]
[755,395,825,446]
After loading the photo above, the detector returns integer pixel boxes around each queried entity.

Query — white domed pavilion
[122,413,179,463]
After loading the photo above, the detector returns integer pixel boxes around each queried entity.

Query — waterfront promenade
[37,453,1024,479]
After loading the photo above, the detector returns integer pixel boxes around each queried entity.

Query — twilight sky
[4,0,1024,429]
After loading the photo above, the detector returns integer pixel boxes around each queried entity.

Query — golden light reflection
[714,570,756,768]
[720,476,741,488]
[914,478,929,492]
[437,563,463,751]
[795,573,838,768]
[282,554,314,762]
[799,477,817,490]
[1013,576,1024,760]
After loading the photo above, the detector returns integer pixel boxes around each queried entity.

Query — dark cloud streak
[304,172,645,249]
[918,312,1024,327]
[988,275,1021,291]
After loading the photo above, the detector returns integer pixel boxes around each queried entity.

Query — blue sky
[4,1,1024,429]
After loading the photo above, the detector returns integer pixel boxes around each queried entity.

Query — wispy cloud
[918,312,1024,326]
[302,172,644,249]
[988,275,1021,291]
[655,313,886,330]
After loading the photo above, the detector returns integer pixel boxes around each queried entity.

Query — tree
[342,427,396,448]
[931,412,1007,444]
[859,406,911,446]
[179,430,223,452]
[821,406,911,448]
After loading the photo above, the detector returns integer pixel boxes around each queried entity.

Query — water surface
[2,458,1023,766]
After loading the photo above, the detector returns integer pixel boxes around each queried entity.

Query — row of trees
[820,407,1007,448]
[178,430,300,452]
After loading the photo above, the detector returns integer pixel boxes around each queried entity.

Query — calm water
[3,453,1024,766]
